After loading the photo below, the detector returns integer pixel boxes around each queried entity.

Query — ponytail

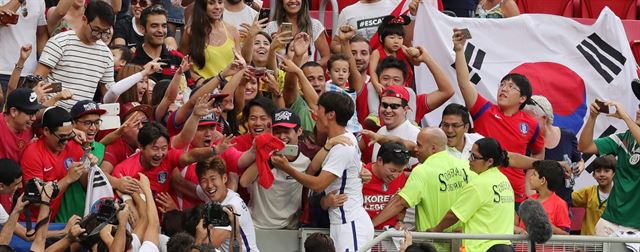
[475,138,509,167]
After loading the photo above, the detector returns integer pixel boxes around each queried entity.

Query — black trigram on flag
[577,33,627,84]
[91,170,108,188]
[451,43,486,85]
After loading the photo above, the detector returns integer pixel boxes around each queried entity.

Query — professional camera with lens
[96,198,121,224]
[23,178,60,204]
[203,202,231,227]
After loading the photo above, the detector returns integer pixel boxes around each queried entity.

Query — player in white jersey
[273,92,374,251]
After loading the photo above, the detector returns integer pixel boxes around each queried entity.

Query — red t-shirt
[519,193,570,230]
[376,47,414,89]
[414,93,431,123]
[112,149,184,195]
[0,114,34,160]
[470,94,544,203]
[103,137,136,168]
[20,139,84,221]
[362,163,407,230]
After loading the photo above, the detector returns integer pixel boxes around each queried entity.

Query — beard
[227,0,242,4]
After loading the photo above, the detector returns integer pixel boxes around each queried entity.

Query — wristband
[217,73,228,88]
[14,64,23,71]
[323,145,331,152]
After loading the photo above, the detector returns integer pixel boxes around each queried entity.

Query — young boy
[325,53,363,134]
[572,155,615,235]
[517,160,571,234]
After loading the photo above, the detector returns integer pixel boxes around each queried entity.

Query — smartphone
[280,22,293,34]
[49,82,62,93]
[158,58,172,68]
[80,149,91,170]
[276,144,299,156]
[459,28,472,39]
[0,12,18,25]
[255,67,267,77]
[595,99,609,113]
[258,8,270,21]
[210,93,229,107]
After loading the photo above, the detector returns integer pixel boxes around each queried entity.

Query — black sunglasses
[469,153,484,162]
[131,0,149,7]
[53,131,76,144]
[381,102,403,110]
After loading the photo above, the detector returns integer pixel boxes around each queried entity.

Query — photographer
[196,157,258,252]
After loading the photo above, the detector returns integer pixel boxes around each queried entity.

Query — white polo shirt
[447,133,484,161]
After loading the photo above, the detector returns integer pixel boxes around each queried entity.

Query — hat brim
[122,104,153,120]
[198,121,219,126]
[18,103,46,113]
[74,109,107,119]
[273,122,298,128]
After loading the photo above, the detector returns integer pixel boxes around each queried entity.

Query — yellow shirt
[193,24,235,79]
[451,168,514,252]
[572,185,608,235]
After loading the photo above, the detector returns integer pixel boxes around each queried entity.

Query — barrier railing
[318,0,339,33]
[359,230,640,252]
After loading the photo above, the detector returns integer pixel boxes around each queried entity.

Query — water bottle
[563,154,575,188]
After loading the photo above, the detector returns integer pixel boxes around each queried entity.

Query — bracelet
[217,73,228,88]
[323,145,331,151]
[194,76,204,85]
[14,64,23,71]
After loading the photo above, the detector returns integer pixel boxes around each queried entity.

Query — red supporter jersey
[103,137,137,167]
[519,193,570,230]
[414,93,431,123]
[112,149,184,195]
[362,163,407,230]
[470,94,544,203]
[20,139,84,221]
[0,114,34,160]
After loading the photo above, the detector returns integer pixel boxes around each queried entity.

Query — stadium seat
[631,40,640,65]
[517,0,574,16]
[579,0,639,19]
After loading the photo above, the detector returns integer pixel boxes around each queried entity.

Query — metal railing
[359,230,640,252]
[318,0,339,33]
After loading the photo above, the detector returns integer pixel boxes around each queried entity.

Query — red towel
[255,133,285,189]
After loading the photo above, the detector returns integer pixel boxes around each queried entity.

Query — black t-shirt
[130,43,186,82]
[113,15,175,49]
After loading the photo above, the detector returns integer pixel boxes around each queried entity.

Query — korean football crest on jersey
[157,171,168,184]
[519,122,529,135]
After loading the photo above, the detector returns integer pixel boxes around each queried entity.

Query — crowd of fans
[0,0,638,251]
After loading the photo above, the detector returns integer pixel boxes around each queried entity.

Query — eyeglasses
[469,153,484,162]
[498,82,520,93]
[53,131,77,144]
[439,122,466,129]
[76,119,103,128]
[381,102,403,110]
[131,0,149,7]
[88,23,112,40]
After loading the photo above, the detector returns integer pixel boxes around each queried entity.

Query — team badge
[157,171,168,184]
[630,153,640,165]
[64,158,74,170]
[519,122,529,135]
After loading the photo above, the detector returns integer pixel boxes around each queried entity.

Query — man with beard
[113,1,178,50]
[239,108,312,229]
[222,0,257,29]
[129,5,184,82]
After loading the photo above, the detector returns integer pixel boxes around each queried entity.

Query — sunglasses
[381,102,403,110]
[439,122,465,129]
[53,131,77,144]
[131,0,149,7]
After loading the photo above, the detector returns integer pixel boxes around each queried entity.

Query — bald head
[415,127,448,163]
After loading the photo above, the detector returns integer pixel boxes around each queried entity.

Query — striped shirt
[39,30,114,110]
[325,83,363,133]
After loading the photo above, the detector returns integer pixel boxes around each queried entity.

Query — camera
[203,202,231,227]
[95,198,122,224]
[23,178,60,204]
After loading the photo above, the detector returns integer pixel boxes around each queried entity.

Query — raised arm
[8,44,32,95]
[406,46,454,110]
[452,29,478,108]
[46,0,74,35]
[578,101,600,154]
[338,25,363,94]
[0,194,27,245]
[172,95,215,149]
[138,173,160,246]
[155,57,189,121]
[282,32,311,107]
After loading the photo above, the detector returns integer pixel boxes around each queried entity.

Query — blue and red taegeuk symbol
[511,62,587,134]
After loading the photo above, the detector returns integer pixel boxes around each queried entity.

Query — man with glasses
[52,100,108,223]
[33,0,116,110]
[21,106,99,221]
[129,5,184,82]
[453,30,544,209]
[440,103,484,161]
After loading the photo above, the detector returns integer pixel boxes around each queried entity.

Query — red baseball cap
[382,85,410,103]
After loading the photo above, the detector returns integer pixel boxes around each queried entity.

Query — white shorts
[330,215,374,252]
[595,218,640,236]
[139,241,160,252]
